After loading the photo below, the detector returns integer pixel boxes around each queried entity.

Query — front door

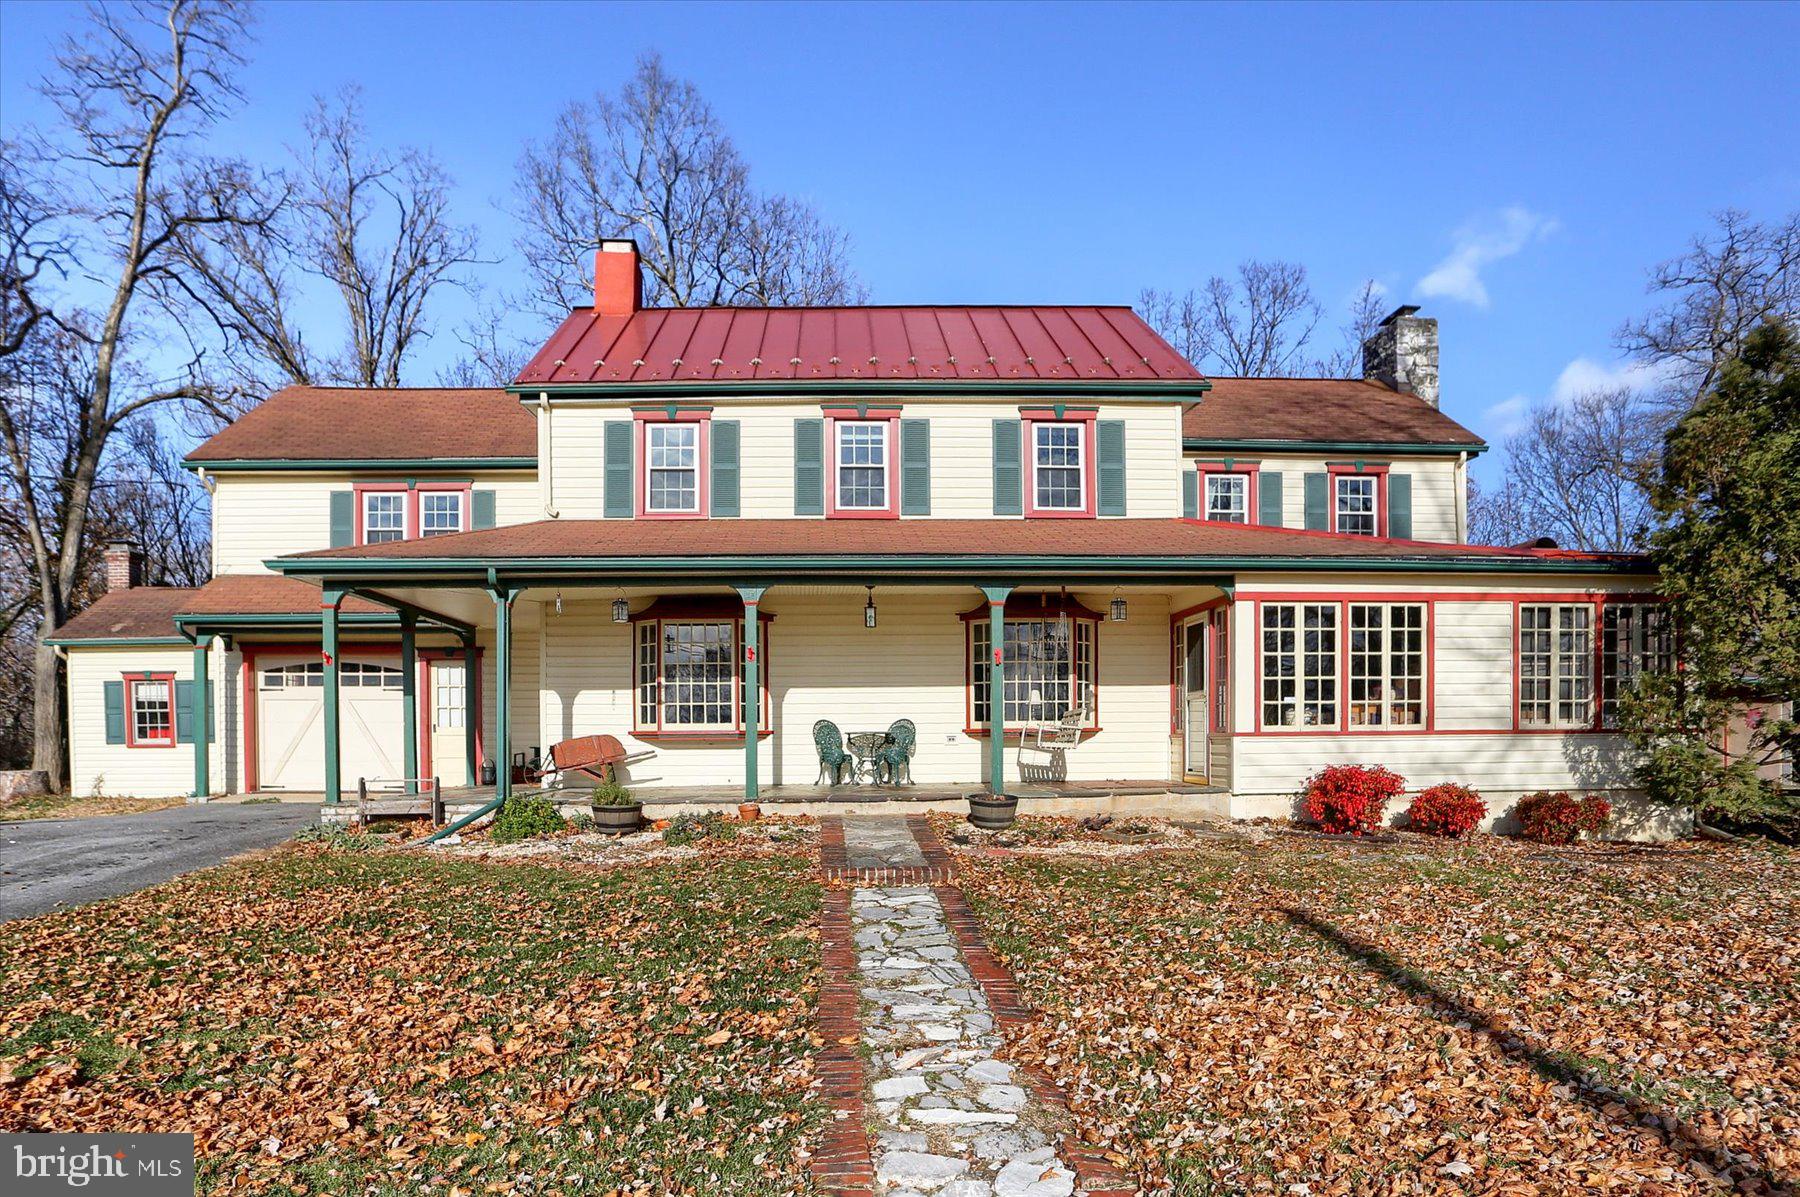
[429,660,470,787]
[1182,620,1208,780]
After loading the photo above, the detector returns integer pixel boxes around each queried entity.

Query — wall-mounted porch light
[612,596,630,623]
[863,586,878,629]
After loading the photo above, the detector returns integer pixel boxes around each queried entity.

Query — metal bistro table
[846,730,894,783]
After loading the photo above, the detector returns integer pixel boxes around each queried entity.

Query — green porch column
[462,634,478,789]
[191,634,213,799]
[491,587,518,801]
[399,611,418,795]
[322,586,344,804]
[734,585,768,800]
[980,585,1013,796]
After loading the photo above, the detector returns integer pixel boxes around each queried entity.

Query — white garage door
[258,656,408,791]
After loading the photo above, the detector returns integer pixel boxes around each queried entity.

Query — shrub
[591,779,636,807]
[294,822,373,852]
[1301,764,1406,835]
[1407,783,1488,837]
[662,811,738,847]
[490,794,567,843]
[1514,791,1612,845]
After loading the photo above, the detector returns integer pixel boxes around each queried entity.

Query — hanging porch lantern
[612,596,630,623]
[863,586,878,629]
[1110,590,1128,622]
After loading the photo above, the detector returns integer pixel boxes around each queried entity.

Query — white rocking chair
[1017,700,1091,782]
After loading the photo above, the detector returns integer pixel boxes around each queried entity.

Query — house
[46,240,1687,835]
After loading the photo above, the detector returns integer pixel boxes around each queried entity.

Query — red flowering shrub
[1407,783,1488,837]
[1301,765,1406,834]
[1514,791,1612,845]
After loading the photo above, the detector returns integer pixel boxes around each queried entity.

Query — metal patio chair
[813,719,854,785]
[874,718,917,785]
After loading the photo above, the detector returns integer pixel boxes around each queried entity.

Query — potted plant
[737,801,762,822]
[967,791,1018,830]
[590,780,643,835]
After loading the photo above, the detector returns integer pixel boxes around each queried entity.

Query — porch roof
[268,517,1650,579]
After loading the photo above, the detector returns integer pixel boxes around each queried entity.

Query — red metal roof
[514,306,1205,387]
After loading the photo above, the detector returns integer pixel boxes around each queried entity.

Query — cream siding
[548,400,1183,520]
[1186,454,1462,543]
[66,644,238,799]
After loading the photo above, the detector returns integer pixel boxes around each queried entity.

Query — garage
[256,655,408,791]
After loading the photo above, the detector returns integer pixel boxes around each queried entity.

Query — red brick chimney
[594,239,642,317]
[104,539,143,591]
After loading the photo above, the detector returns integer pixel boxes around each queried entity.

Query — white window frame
[129,677,175,747]
[362,491,406,544]
[419,491,465,537]
[434,663,467,730]
[1518,603,1594,729]
[1260,602,1338,729]
[1347,603,1427,729]
[644,423,701,514]
[632,617,771,735]
[1334,475,1378,536]
[1600,602,1672,728]
[1204,474,1249,523]
[834,420,890,511]
[1031,422,1087,512]
[970,617,1098,730]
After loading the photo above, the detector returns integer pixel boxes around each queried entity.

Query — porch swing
[1016,589,1092,782]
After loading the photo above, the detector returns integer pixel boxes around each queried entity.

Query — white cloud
[1481,355,1677,441]
[1482,394,1534,440]
[1417,207,1558,308]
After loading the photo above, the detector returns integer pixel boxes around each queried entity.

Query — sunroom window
[1347,603,1427,728]
[1601,603,1673,727]
[1519,604,1593,728]
[970,616,1097,728]
[1261,603,1338,728]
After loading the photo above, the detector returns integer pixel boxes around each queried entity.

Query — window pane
[661,621,734,727]
[1335,476,1377,536]
[1034,424,1084,510]
[1261,604,1298,727]
[970,617,1095,726]
[420,492,463,536]
[1205,475,1248,523]
[1601,603,1671,727]
[647,425,699,512]
[1519,605,1554,725]
[434,663,466,729]
[836,422,888,509]
[364,492,405,543]
[132,680,172,743]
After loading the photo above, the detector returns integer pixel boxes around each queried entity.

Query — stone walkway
[842,816,1079,1197]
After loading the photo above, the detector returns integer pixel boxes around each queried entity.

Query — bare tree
[1618,209,1799,412]
[0,149,71,360]
[1486,387,1660,552]
[0,0,267,787]
[513,52,864,313]
[1315,279,1390,379]
[1140,262,1393,379]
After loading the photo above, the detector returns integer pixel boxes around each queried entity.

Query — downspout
[538,392,559,518]
[196,466,219,575]
[1455,451,1469,543]
[422,791,508,843]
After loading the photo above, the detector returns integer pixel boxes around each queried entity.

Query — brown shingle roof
[46,588,197,642]
[185,387,536,464]
[176,574,387,616]
[1184,378,1484,449]
[286,518,1640,567]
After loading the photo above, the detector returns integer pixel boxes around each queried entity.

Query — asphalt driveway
[0,802,321,922]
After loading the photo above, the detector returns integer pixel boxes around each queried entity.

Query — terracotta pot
[738,802,762,822]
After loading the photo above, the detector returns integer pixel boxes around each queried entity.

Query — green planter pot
[968,794,1019,831]
[592,801,644,835]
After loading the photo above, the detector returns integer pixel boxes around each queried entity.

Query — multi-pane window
[420,492,464,536]
[633,618,769,733]
[646,424,700,513]
[434,663,466,729]
[1033,424,1085,511]
[1212,609,1230,731]
[970,618,1097,727]
[1347,604,1427,728]
[1204,474,1248,523]
[363,492,406,543]
[1519,604,1593,727]
[129,678,174,746]
[341,663,403,689]
[1601,603,1673,727]
[1261,603,1338,728]
[835,421,889,510]
[1334,475,1378,536]
[261,661,399,689]
[262,662,323,688]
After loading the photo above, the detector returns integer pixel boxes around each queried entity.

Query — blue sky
[3,0,1796,484]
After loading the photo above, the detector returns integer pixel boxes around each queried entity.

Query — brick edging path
[906,815,1139,1197]
[812,822,878,1196]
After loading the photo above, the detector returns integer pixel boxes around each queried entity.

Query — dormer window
[420,491,465,536]
[362,492,406,544]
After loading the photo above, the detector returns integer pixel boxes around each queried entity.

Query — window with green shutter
[1303,472,1328,531]
[603,421,634,517]
[1258,471,1284,527]
[329,491,354,547]
[1387,473,1413,539]
[1096,420,1126,516]
[711,420,741,517]
[794,419,824,515]
[991,419,1022,516]
[900,419,931,516]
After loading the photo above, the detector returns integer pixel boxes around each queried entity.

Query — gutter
[1183,438,1489,458]
[181,457,537,473]
[509,379,1211,402]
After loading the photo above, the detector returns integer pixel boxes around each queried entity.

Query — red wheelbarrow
[543,735,654,787]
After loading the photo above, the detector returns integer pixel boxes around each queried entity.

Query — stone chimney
[593,238,643,317]
[1362,304,1440,408]
[104,539,144,591]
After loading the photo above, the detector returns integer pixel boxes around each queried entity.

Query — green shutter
[794,418,823,515]
[603,421,634,518]
[1182,469,1198,519]
[104,680,125,744]
[900,419,931,515]
[1304,472,1328,531]
[1387,473,1412,539]
[711,420,740,517]
[329,491,354,547]
[472,490,497,530]
[1258,471,1284,527]
[1096,420,1126,516]
[175,680,195,744]
[992,419,1022,516]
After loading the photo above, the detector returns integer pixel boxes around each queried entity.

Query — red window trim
[960,599,1103,734]
[352,481,472,546]
[1021,410,1098,519]
[1194,459,1261,524]
[1249,596,1435,736]
[1326,463,1389,537]
[824,408,901,519]
[629,610,773,736]
[1509,593,1668,734]
[124,671,178,748]
[633,410,711,519]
